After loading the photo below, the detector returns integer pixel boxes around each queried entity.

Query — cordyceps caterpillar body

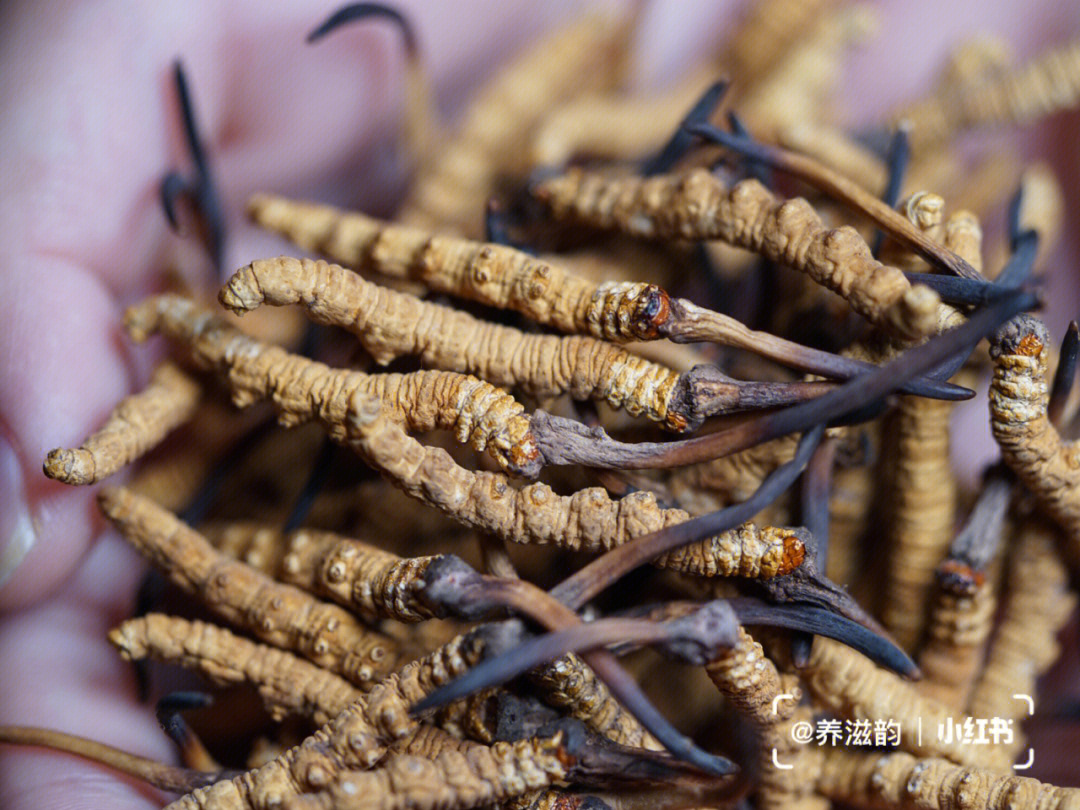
[531,167,936,342]
[338,388,807,581]
[221,257,690,430]
[203,522,448,623]
[817,748,1080,810]
[44,359,202,485]
[283,730,576,810]
[110,614,363,725]
[878,194,962,653]
[162,626,504,810]
[989,315,1080,550]
[888,36,1080,152]
[125,294,541,477]
[98,486,401,689]
[245,194,964,399]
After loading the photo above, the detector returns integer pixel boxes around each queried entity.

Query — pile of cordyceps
[7,1,1080,808]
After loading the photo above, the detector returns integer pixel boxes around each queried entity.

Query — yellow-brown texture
[532,168,930,341]
[125,294,539,476]
[801,637,993,767]
[758,706,829,810]
[704,627,821,810]
[878,394,957,653]
[890,37,1080,151]
[285,732,573,810]
[222,257,685,430]
[43,360,202,485]
[341,390,805,580]
[825,459,874,587]
[817,748,1080,810]
[878,195,960,652]
[398,11,630,236]
[528,653,662,750]
[989,318,1080,546]
[391,724,482,760]
[109,614,361,725]
[98,486,399,689]
[916,574,996,710]
[736,5,877,138]
[280,529,440,623]
[968,518,1076,766]
[1015,163,1065,272]
[247,195,667,343]
[704,626,798,728]
[166,629,492,810]
[124,399,265,513]
[204,522,442,624]
[530,68,715,168]
[431,689,499,745]
[877,192,945,273]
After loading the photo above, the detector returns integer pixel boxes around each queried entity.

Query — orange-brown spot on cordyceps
[552,734,577,770]
[1016,333,1045,357]
[633,286,671,339]
[935,559,984,596]
[666,412,689,433]
[780,535,806,575]
[511,441,543,478]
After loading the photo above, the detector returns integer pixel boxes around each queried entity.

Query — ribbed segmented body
[110,614,361,725]
[165,630,492,810]
[125,294,540,477]
[818,748,1080,810]
[528,653,661,750]
[801,638,995,767]
[99,486,399,689]
[282,530,441,623]
[223,257,684,429]
[44,360,202,485]
[399,11,630,236]
[344,394,805,580]
[916,574,996,710]
[247,196,669,343]
[892,38,1080,151]
[989,318,1080,543]
[287,733,573,810]
[705,626,797,727]
[533,168,919,339]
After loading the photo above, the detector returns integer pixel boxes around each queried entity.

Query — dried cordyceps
[223,256,689,431]
[989,315,1080,550]
[99,485,401,689]
[126,293,541,477]
[532,167,939,342]
[43,360,202,485]
[817,748,1080,810]
[110,613,362,726]
[13,5,1080,810]
[245,194,965,398]
[799,637,996,767]
[337,388,806,580]
[889,36,1080,151]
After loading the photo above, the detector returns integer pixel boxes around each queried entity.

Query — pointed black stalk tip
[642,80,729,176]
[685,120,773,167]
[873,118,910,255]
[1007,183,1025,247]
[159,173,189,232]
[729,598,918,678]
[1049,321,1080,427]
[307,2,417,57]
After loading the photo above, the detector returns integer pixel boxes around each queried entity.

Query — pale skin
[1,2,1079,808]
